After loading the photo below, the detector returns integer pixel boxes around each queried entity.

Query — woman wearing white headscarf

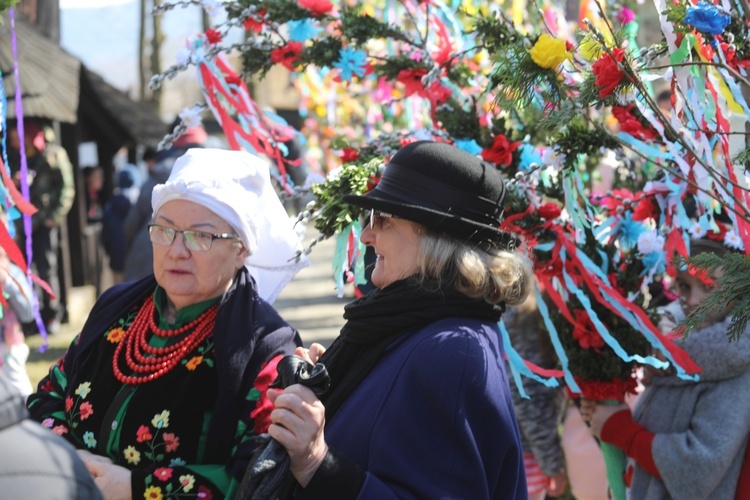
[28,149,307,499]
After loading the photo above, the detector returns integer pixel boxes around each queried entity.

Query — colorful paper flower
[616,7,635,25]
[611,105,658,140]
[725,230,745,251]
[538,202,562,220]
[684,1,731,36]
[270,42,304,72]
[637,230,665,255]
[288,19,322,42]
[397,68,429,97]
[572,309,605,350]
[482,134,521,167]
[592,47,627,98]
[243,8,266,33]
[333,47,368,81]
[204,28,222,45]
[298,0,333,15]
[529,34,570,70]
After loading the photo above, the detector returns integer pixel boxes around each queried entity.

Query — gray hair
[413,225,532,306]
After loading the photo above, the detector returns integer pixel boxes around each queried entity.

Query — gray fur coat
[629,315,750,499]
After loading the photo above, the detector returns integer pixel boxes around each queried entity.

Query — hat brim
[343,189,519,248]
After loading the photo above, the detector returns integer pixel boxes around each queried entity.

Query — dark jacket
[317,317,526,499]
[0,377,103,499]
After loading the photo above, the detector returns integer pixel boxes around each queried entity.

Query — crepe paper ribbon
[10,8,49,347]
[499,319,563,400]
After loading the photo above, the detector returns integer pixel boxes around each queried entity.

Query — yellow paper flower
[529,34,570,70]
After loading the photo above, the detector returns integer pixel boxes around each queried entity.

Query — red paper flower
[600,188,634,212]
[298,0,333,15]
[397,68,428,97]
[481,134,521,167]
[243,8,266,33]
[340,147,359,163]
[592,47,627,98]
[631,195,659,221]
[537,202,562,220]
[270,42,304,71]
[424,81,452,106]
[572,309,605,350]
[204,29,222,45]
[611,105,658,141]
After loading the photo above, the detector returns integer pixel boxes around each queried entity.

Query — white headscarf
[151,148,309,303]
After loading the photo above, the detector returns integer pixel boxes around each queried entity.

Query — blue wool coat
[324,317,527,499]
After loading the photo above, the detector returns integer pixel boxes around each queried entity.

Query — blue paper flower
[518,143,543,171]
[288,19,322,42]
[454,139,483,156]
[684,1,731,36]
[641,251,666,276]
[616,213,646,251]
[333,47,368,82]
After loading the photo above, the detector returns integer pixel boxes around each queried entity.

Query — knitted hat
[151,148,308,302]
[343,141,518,248]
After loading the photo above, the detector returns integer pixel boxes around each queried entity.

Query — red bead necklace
[112,296,218,385]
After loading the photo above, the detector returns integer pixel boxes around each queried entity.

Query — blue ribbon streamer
[499,320,560,400]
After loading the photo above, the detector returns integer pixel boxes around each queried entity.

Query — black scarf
[318,276,504,421]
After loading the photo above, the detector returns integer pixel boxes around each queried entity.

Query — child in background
[0,244,35,397]
[581,238,750,499]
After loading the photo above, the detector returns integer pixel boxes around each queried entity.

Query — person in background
[27,148,306,499]
[123,127,206,282]
[0,376,103,499]
[102,169,139,285]
[82,165,104,223]
[7,119,72,334]
[263,141,532,498]
[0,242,35,398]
[581,237,750,499]
[504,291,568,499]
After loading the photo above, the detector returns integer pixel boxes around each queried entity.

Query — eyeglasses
[148,223,239,252]
[361,209,398,229]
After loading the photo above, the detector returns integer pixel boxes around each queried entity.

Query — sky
[59,0,207,119]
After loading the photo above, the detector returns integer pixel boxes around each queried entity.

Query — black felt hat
[343,141,518,248]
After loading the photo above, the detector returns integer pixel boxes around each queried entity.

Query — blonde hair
[414,226,532,306]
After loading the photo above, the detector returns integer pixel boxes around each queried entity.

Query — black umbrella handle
[270,354,331,396]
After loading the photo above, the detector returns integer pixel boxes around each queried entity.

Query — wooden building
[0,3,166,317]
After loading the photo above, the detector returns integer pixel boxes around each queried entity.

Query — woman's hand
[267,384,328,488]
[78,451,132,500]
[294,343,326,364]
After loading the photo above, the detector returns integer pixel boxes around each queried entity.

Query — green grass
[25,326,79,389]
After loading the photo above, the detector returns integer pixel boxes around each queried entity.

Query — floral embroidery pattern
[130,411,181,467]
[106,327,126,343]
[83,431,97,449]
[144,485,163,500]
[124,445,141,465]
[180,340,214,372]
[66,381,94,429]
